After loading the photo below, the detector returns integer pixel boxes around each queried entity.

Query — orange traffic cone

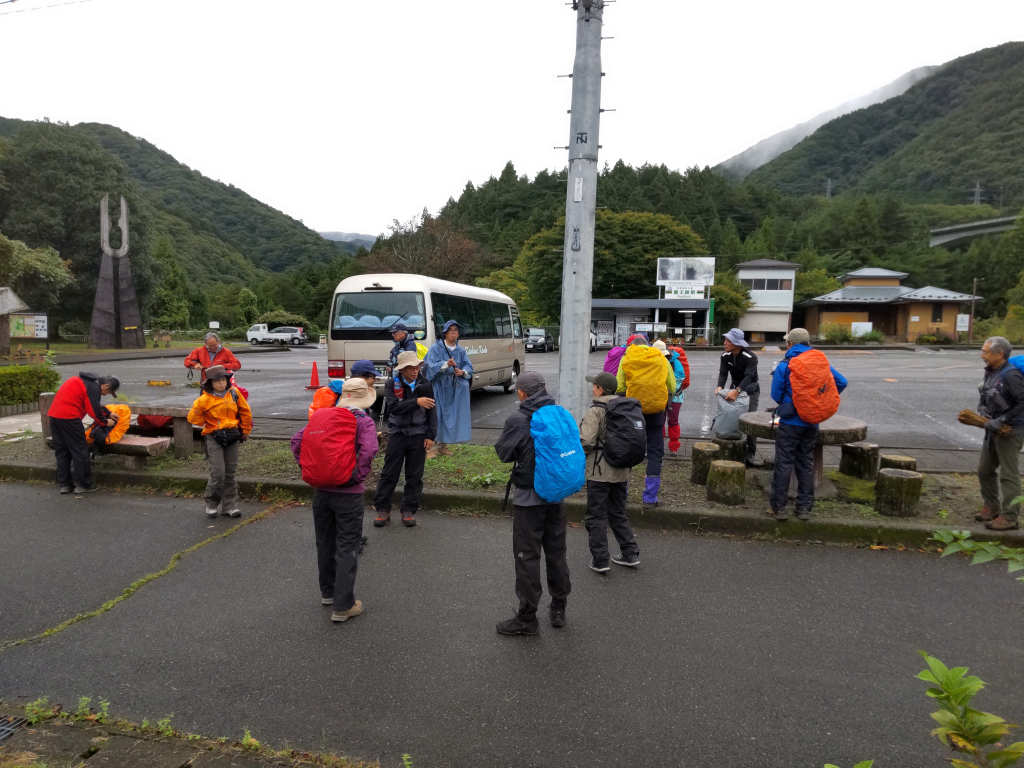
[305,362,322,390]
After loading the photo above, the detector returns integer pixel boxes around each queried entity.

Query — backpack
[667,352,686,396]
[308,385,342,419]
[300,407,359,488]
[416,342,428,360]
[711,390,750,439]
[596,397,647,469]
[1009,356,1024,376]
[603,346,626,374]
[529,405,586,503]
[622,345,670,414]
[787,349,841,424]
[669,346,690,391]
[86,403,132,445]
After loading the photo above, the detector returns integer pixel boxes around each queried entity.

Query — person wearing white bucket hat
[717,328,762,467]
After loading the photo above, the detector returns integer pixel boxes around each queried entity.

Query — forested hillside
[746,42,1024,208]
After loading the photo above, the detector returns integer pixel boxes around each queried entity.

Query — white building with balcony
[735,259,799,342]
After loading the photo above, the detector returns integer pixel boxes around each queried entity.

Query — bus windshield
[332,292,426,339]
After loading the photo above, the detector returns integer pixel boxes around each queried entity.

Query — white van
[327,274,526,395]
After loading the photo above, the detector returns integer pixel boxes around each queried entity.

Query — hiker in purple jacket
[291,378,379,624]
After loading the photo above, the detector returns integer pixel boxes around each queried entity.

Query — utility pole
[557,0,604,421]
[969,277,984,345]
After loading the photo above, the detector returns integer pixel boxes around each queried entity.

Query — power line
[0,0,93,15]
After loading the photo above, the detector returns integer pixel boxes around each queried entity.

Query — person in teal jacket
[653,340,685,454]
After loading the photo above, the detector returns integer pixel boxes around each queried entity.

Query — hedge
[0,364,61,406]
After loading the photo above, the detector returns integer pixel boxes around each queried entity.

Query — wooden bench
[39,393,187,462]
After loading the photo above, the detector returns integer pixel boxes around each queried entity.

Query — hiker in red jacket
[48,372,120,494]
[184,332,241,382]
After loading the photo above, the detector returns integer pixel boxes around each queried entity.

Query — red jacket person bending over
[48,372,120,494]
[184,332,241,382]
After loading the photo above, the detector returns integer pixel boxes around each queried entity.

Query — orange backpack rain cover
[787,349,840,424]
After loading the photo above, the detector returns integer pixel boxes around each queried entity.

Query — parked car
[558,331,598,352]
[525,328,554,353]
[246,324,308,346]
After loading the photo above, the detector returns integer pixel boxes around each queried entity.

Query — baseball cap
[516,371,545,396]
[784,328,811,344]
[102,375,120,398]
[586,372,618,394]
[390,322,408,333]
[350,359,378,377]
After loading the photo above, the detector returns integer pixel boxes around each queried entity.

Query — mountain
[320,231,377,249]
[745,42,1024,209]
[715,66,938,181]
[0,116,358,275]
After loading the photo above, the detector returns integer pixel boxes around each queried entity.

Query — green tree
[795,268,841,303]
[0,230,74,313]
[518,210,707,320]
[148,237,191,329]
[237,288,259,326]
[709,271,753,331]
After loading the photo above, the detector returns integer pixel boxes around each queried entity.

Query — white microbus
[327,274,526,396]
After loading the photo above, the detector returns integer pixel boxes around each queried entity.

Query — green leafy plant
[96,699,110,723]
[0,364,60,406]
[24,697,55,725]
[469,472,498,488]
[240,729,261,751]
[156,716,174,737]
[403,755,415,768]
[937,509,950,520]
[73,697,92,718]
[825,762,873,768]
[931,530,1024,582]
[822,323,855,344]
[917,651,1024,767]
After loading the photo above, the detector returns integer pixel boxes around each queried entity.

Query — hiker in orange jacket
[184,332,241,382]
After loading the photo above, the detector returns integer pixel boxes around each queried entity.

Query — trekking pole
[501,461,516,513]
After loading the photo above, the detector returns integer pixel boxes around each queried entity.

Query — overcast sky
[2,0,1021,237]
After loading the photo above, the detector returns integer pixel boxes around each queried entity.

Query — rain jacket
[385,372,437,439]
[771,343,848,427]
[290,406,378,494]
[424,339,474,443]
[579,394,632,483]
[48,373,104,421]
[187,386,253,436]
[183,345,242,381]
[603,346,626,374]
[978,362,1024,435]
[615,346,675,410]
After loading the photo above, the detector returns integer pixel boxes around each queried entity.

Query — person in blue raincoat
[424,320,474,455]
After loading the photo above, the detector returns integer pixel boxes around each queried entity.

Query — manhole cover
[0,715,27,744]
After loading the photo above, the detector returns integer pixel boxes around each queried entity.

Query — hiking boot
[495,615,538,636]
[373,509,391,527]
[321,597,334,606]
[549,606,566,629]
[222,508,241,518]
[985,516,1020,531]
[332,600,363,623]
[74,485,100,494]
[590,561,610,573]
[612,553,640,568]
[746,456,765,468]
[206,506,219,518]
[796,509,811,521]
[402,512,417,527]
[761,507,788,521]
[975,505,998,522]
[59,486,73,495]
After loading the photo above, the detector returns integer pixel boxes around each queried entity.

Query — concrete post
[557,0,604,421]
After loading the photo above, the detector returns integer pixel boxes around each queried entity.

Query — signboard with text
[9,314,48,339]
[657,256,716,287]
[665,282,706,298]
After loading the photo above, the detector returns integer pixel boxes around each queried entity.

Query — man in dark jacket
[493,371,571,636]
[47,372,120,494]
[373,351,437,528]
[388,322,419,370]
[976,336,1024,531]
[717,328,761,466]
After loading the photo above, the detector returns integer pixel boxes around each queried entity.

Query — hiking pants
[770,422,818,514]
[204,435,239,511]
[665,402,682,453]
[373,430,426,515]
[644,410,666,477]
[311,489,363,611]
[978,431,1024,521]
[585,480,638,565]
[512,503,571,627]
[745,392,760,460]
[51,416,92,490]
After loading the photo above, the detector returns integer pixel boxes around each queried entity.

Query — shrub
[860,329,885,343]
[0,364,60,406]
[916,334,938,344]
[255,311,318,336]
[821,323,854,344]
[57,319,89,339]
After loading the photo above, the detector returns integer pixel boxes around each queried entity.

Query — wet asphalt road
[62,345,990,449]
[1,483,1022,768]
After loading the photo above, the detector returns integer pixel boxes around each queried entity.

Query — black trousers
[746,391,760,459]
[644,410,666,477]
[50,416,91,489]
[311,490,364,611]
[373,430,427,515]
[770,422,818,514]
[584,480,638,565]
[512,503,571,626]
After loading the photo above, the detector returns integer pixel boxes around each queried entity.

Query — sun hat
[724,328,749,348]
[395,351,421,370]
[350,359,378,378]
[516,371,545,396]
[652,340,670,356]
[339,377,377,410]
[784,328,811,345]
[442,319,462,335]
[205,365,230,380]
[586,372,618,394]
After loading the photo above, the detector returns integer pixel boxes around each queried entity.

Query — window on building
[932,303,943,323]
[752,279,766,290]
[780,279,792,290]
[765,279,780,290]
[740,279,753,288]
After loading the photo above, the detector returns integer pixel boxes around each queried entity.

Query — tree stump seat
[880,454,917,472]
[690,442,721,486]
[875,468,924,517]
[839,441,880,480]
[706,460,746,506]
[711,436,745,464]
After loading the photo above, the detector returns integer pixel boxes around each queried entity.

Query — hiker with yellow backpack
[767,328,848,521]
[615,335,676,505]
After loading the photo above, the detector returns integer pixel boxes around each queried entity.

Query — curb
[3,460,1021,548]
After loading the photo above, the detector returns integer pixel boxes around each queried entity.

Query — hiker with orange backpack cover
[291,378,379,624]
[767,328,847,521]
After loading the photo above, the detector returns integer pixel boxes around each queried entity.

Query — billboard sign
[657,256,716,287]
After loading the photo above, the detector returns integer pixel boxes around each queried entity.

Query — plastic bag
[711,390,750,440]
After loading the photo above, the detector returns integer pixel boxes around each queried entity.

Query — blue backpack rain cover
[530,404,586,503]
[1009,356,1024,377]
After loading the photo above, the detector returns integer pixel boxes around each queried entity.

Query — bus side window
[510,306,523,339]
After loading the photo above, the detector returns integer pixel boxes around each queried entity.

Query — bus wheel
[503,363,519,394]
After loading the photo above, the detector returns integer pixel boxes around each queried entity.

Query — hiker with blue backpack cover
[492,371,579,636]
[975,337,1024,531]
[580,372,643,572]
